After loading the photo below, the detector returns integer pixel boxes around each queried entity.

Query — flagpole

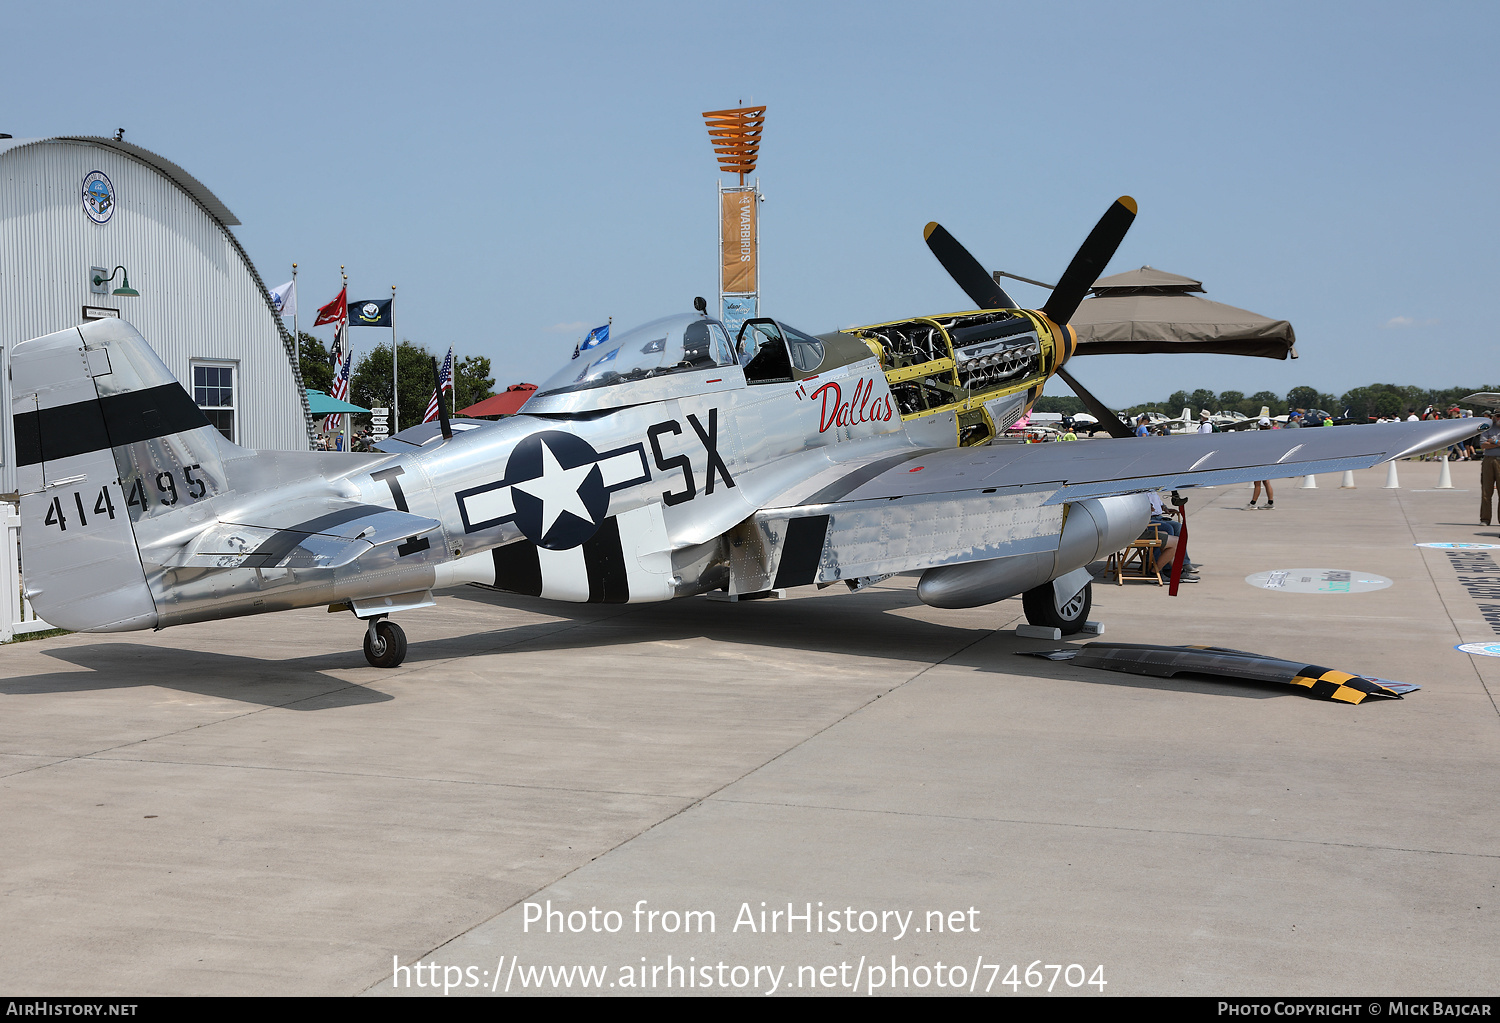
[391,284,398,435]
[291,263,299,363]
[342,267,349,451]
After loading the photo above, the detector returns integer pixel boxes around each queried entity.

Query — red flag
[314,287,347,327]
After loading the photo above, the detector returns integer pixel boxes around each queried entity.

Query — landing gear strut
[1022,580,1092,635]
[363,616,408,668]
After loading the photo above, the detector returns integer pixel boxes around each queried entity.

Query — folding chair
[1107,525,1166,585]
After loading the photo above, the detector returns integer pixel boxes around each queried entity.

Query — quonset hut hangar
[0,135,311,495]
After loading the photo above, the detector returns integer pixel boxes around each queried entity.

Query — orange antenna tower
[701,106,766,185]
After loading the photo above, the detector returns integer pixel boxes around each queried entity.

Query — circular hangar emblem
[506,431,609,550]
[81,170,115,224]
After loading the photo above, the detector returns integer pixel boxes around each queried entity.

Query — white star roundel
[505,431,610,550]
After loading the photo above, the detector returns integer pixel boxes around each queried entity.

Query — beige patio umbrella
[1061,266,1298,360]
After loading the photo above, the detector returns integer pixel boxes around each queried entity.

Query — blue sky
[6,1,1497,405]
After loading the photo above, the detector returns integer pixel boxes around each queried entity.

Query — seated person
[1136,523,1197,580]
[1148,491,1180,536]
[1139,491,1199,577]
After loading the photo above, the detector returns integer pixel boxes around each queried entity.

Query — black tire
[1022,580,1092,635]
[363,620,408,668]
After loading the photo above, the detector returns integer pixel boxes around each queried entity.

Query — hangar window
[192,361,237,442]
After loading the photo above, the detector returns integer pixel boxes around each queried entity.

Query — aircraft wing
[728,418,1482,592]
[149,506,443,570]
[797,419,1483,506]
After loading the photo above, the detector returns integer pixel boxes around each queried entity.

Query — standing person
[1479,419,1500,525]
[1135,415,1151,438]
[1197,410,1214,434]
[1249,418,1275,510]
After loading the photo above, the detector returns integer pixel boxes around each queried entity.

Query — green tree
[1249,391,1284,416]
[1217,390,1246,415]
[1341,384,1410,420]
[297,332,333,394]
[350,341,497,433]
[352,341,433,431]
[1033,395,1085,415]
[453,356,496,413]
[1285,385,1322,411]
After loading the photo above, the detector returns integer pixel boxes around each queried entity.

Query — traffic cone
[1340,471,1357,488]
[1383,461,1400,489]
[1299,475,1318,489]
[1436,456,1455,489]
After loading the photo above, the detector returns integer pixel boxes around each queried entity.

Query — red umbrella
[457,383,537,418]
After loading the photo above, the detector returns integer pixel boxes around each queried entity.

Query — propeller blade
[923,222,1016,310]
[1056,367,1134,439]
[1042,196,1137,326]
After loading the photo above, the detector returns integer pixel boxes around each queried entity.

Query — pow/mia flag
[349,299,393,327]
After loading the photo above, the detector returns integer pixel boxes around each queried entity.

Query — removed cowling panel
[1019,642,1415,704]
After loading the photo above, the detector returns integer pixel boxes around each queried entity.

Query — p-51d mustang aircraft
[14,199,1481,667]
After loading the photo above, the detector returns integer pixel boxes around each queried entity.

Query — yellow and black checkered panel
[1289,666,1399,704]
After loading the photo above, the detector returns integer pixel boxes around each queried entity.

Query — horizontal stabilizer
[154,505,441,570]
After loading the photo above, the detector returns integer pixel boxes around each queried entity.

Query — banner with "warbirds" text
[720,188,757,294]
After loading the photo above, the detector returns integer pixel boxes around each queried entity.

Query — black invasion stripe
[13,384,212,467]
[773,514,829,589]
[493,541,542,596]
[583,516,629,604]
[13,399,108,467]
[12,409,44,468]
[236,505,396,569]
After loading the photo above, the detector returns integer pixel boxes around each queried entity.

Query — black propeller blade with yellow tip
[923,222,1016,310]
[1043,196,1137,326]
[924,197,1139,440]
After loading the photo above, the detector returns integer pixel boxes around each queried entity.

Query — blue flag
[349,299,393,327]
[573,323,609,359]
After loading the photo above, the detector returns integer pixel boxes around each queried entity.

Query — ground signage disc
[1245,569,1393,593]
[1456,642,1500,658]
[1416,542,1500,550]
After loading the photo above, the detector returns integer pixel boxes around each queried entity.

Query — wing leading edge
[799,419,1484,506]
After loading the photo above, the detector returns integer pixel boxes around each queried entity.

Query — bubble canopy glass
[536,314,739,398]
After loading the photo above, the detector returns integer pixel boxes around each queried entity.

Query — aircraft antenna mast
[703,105,766,343]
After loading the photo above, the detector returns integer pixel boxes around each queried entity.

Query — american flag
[323,350,352,433]
[424,347,455,424]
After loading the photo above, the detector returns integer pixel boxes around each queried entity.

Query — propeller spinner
[924,197,1138,439]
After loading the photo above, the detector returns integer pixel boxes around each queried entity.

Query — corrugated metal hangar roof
[0,136,241,226]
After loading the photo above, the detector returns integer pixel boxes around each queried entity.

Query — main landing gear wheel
[1022,580,1092,635]
[363,618,408,668]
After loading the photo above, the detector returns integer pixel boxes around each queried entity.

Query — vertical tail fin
[11,318,225,631]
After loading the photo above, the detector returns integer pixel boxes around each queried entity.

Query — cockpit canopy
[525,313,745,414]
[536,314,737,398]
[523,311,878,415]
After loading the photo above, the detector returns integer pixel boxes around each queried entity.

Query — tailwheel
[363,617,408,668]
[1022,580,1092,635]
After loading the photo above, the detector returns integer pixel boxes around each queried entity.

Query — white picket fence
[1,502,52,641]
